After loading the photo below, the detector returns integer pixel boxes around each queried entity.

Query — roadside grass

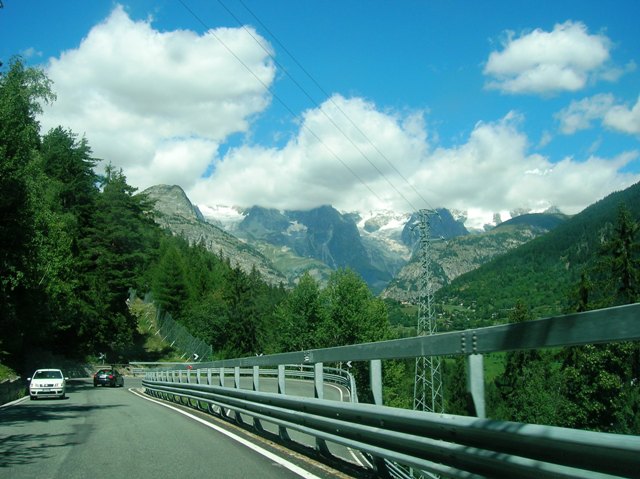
[127,298,183,362]
[0,363,18,382]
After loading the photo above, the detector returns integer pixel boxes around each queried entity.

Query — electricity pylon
[413,209,444,413]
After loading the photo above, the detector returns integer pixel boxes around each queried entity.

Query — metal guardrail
[129,290,213,361]
[143,364,356,400]
[143,303,640,478]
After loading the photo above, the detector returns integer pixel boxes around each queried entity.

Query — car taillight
[109,375,113,379]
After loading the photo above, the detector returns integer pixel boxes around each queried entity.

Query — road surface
[0,378,350,479]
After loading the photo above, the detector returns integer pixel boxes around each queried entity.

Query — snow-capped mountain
[143,184,567,296]
[198,203,472,293]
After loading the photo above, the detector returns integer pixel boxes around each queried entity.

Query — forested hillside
[0,59,394,382]
[436,182,640,325]
[0,58,162,370]
[2,58,638,432]
[436,187,640,433]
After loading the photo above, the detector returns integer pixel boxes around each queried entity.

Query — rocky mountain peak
[143,184,204,222]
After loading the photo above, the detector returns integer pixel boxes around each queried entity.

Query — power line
[177,0,385,203]
[233,0,438,214]
[216,0,419,212]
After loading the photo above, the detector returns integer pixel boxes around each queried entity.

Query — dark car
[93,368,124,387]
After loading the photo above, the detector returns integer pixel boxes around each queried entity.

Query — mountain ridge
[142,185,288,286]
[435,181,640,321]
[142,184,570,295]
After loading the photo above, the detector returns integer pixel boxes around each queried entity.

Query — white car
[28,369,68,400]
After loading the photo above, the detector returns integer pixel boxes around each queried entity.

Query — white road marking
[129,388,323,479]
[0,395,29,408]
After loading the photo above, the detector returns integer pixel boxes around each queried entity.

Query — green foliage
[443,356,473,415]
[437,183,640,322]
[0,58,56,359]
[385,298,416,328]
[4,57,637,434]
[382,359,413,409]
[484,303,566,424]
[557,205,640,433]
[317,268,390,348]
[273,272,324,352]
[560,343,640,432]
[152,238,190,319]
[0,59,165,368]
[482,208,640,433]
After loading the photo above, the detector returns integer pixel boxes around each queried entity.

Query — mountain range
[434,180,640,320]
[142,184,569,297]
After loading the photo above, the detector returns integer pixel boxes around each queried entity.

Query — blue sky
[2,1,639,227]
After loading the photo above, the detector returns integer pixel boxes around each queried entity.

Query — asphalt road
[0,378,349,479]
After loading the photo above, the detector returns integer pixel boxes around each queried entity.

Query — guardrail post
[253,365,260,392]
[278,364,286,395]
[314,363,331,456]
[252,366,263,432]
[369,359,390,477]
[277,365,290,441]
[370,359,383,406]
[314,362,324,400]
[233,366,244,425]
[219,367,225,387]
[466,354,486,418]
[207,368,212,386]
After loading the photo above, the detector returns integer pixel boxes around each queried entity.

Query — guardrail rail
[143,303,640,478]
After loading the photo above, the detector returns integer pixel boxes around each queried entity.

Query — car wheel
[30,396,35,401]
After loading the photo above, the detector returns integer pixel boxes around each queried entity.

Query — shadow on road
[0,400,122,427]
[0,379,127,469]
[0,431,80,467]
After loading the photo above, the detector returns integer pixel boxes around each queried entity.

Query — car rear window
[34,370,63,379]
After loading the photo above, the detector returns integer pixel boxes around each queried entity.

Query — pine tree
[78,166,159,353]
[491,301,565,424]
[152,240,189,320]
[273,272,323,352]
[0,57,55,357]
[560,204,640,432]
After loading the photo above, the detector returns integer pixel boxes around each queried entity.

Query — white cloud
[191,99,640,219]
[40,5,275,191]
[190,94,428,212]
[556,93,640,136]
[555,93,615,133]
[538,130,553,148]
[37,7,639,225]
[21,47,43,59]
[484,21,614,94]
[604,96,640,134]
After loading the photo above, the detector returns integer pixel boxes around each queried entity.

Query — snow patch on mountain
[199,203,561,241]
[286,220,307,236]
[199,204,246,231]
[355,210,412,258]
